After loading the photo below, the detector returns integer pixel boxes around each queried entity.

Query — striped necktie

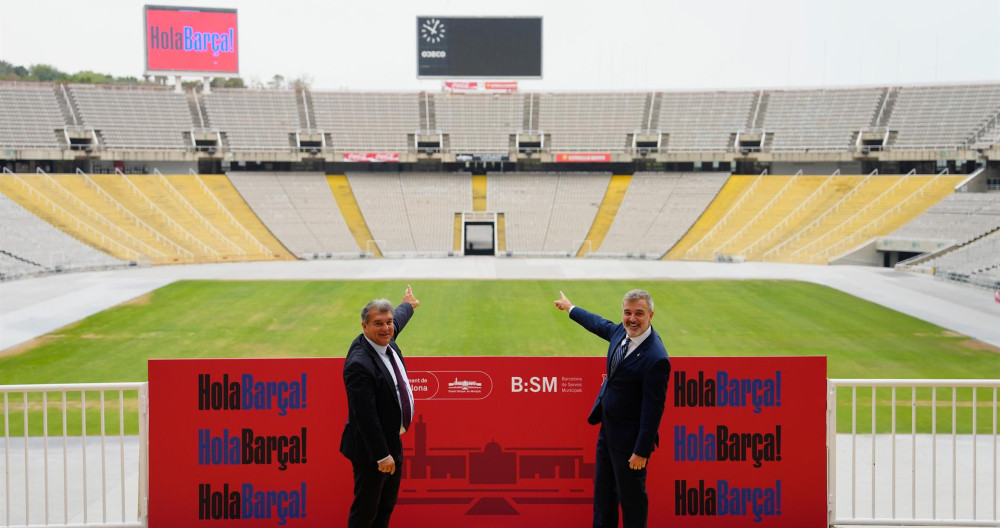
[610,337,630,376]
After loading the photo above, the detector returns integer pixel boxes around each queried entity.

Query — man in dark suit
[340,285,420,528]
[555,289,670,528]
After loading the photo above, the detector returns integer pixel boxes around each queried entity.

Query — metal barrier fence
[1,380,997,527]
[829,379,999,527]
[1,383,147,528]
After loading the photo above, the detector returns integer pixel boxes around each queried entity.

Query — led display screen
[145,5,239,76]
[417,17,542,78]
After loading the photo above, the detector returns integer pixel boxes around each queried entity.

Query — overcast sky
[1,0,998,91]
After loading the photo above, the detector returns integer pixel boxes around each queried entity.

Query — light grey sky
[1,0,998,91]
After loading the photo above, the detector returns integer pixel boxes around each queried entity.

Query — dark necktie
[388,347,412,431]
[610,337,630,376]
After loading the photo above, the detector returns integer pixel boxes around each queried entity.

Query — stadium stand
[347,172,471,256]
[658,92,755,151]
[163,174,289,258]
[538,93,646,151]
[885,192,1000,245]
[203,89,302,150]
[888,84,1000,149]
[0,189,123,278]
[0,171,292,265]
[667,174,965,263]
[0,251,41,280]
[0,82,66,149]
[3,83,1000,156]
[311,92,419,151]
[595,172,729,257]
[927,230,1000,281]
[763,88,883,151]
[576,174,631,256]
[487,172,609,255]
[435,93,525,153]
[67,84,192,149]
[226,172,358,258]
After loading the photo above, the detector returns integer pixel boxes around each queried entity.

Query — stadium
[1,3,999,528]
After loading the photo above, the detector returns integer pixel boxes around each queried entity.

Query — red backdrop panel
[149,356,826,527]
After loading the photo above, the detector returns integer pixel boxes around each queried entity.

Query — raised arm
[393,284,419,338]
[555,291,616,341]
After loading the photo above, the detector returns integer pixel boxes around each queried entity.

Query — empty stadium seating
[0,172,292,265]
[595,172,729,257]
[3,82,1000,156]
[226,172,359,258]
[0,188,123,277]
[488,172,609,255]
[659,92,754,151]
[763,88,883,151]
[203,89,302,150]
[68,84,192,149]
[435,93,524,153]
[667,174,966,264]
[886,192,1000,244]
[927,231,1000,280]
[0,83,65,149]
[888,85,1000,149]
[348,172,471,256]
[311,92,419,151]
[538,94,647,151]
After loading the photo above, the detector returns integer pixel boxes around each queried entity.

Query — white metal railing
[1,383,148,528]
[829,379,1000,527]
[3,379,997,527]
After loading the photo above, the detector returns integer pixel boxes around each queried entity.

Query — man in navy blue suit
[555,289,670,528]
[340,285,420,528]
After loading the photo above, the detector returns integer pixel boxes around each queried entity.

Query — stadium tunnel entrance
[463,219,496,256]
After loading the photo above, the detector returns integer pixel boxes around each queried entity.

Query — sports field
[1,279,997,434]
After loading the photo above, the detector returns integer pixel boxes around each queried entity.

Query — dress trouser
[348,456,403,528]
[592,427,649,528]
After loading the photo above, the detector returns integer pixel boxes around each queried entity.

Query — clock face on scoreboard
[420,18,447,44]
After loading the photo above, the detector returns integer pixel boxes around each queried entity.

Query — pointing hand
[554,290,572,312]
[402,284,420,309]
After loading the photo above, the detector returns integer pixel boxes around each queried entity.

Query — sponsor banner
[149,356,825,527]
[342,152,399,163]
[444,81,479,92]
[145,6,239,74]
[456,153,510,162]
[485,81,518,91]
[555,153,612,163]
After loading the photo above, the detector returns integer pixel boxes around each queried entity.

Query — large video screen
[417,17,542,78]
[145,5,239,76]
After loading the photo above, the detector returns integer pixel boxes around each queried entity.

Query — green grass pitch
[1,279,997,434]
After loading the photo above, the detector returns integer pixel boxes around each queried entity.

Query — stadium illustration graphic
[399,415,594,516]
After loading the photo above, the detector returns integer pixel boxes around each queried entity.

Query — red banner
[145,7,239,74]
[444,82,479,92]
[555,153,612,163]
[149,356,825,527]
[485,81,518,92]
[342,152,399,162]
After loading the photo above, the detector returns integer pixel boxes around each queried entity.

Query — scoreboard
[417,17,542,78]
